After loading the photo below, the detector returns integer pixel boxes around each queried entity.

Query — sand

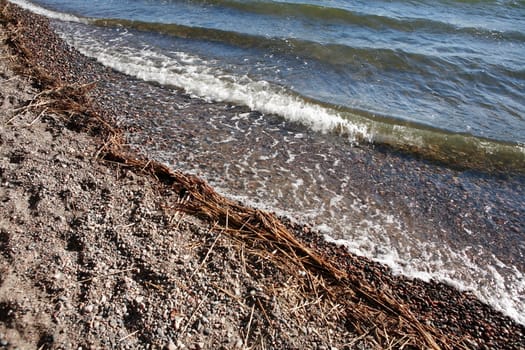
[1,1,524,349]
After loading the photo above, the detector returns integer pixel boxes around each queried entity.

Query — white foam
[56,31,373,143]
[8,0,88,23]
[325,231,525,326]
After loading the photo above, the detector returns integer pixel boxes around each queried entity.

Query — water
[13,0,525,169]
[10,0,525,324]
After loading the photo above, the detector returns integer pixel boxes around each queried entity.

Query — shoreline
[12,0,525,174]
[1,1,524,349]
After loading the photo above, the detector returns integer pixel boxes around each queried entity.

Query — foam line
[9,0,88,23]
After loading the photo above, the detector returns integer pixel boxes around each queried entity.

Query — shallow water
[10,0,525,325]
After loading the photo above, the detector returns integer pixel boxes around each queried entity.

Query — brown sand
[0,1,524,349]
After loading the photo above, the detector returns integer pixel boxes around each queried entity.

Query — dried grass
[97,127,460,349]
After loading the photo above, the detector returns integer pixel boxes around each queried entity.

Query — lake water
[11,0,525,325]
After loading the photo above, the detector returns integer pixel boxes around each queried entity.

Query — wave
[90,17,525,127]
[91,18,447,71]
[178,0,525,41]
[8,0,87,23]
[8,0,455,73]
[436,0,525,6]
[10,0,525,171]
[92,17,525,83]
[12,0,524,82]
[324,236,525,327]
[55,27,525,173]
[12,0,525,43]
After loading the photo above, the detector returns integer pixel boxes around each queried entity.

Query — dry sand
[1,1,524,349]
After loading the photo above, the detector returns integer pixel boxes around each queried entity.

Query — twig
[12,99,52,112]
[0,76,18,82]
[256,298,272,326]
[179,297,206,337]
[244,304,255,348]
[344,326,372,347]
[94,138,115,159]
[144,281,164,291]
[5,113,19,125]
[29,107,47,125]
[77,267,137,283]
[140,159,151,172]
[190,228,220,279]
[290,295,323,313]
[119,330,139,342]
[390,334,411,349]
[212,283,250,311]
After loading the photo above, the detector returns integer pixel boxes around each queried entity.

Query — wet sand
[1,1,524,349]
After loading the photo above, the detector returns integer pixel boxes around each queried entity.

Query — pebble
[167,341,177,350]
[83,304,94,313]
[156,328,165,338]
[234,339,243,349]
[173,316,184,330]
[192,320,202,332]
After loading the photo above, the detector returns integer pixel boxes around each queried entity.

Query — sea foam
[9,0,88,23]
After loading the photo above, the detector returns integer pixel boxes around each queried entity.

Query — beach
[1,1,524,349]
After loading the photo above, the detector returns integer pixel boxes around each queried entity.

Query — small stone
[156,328,165,338]
[83,304,94,313]
[192,320,202,332]
[173,316,184,330]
